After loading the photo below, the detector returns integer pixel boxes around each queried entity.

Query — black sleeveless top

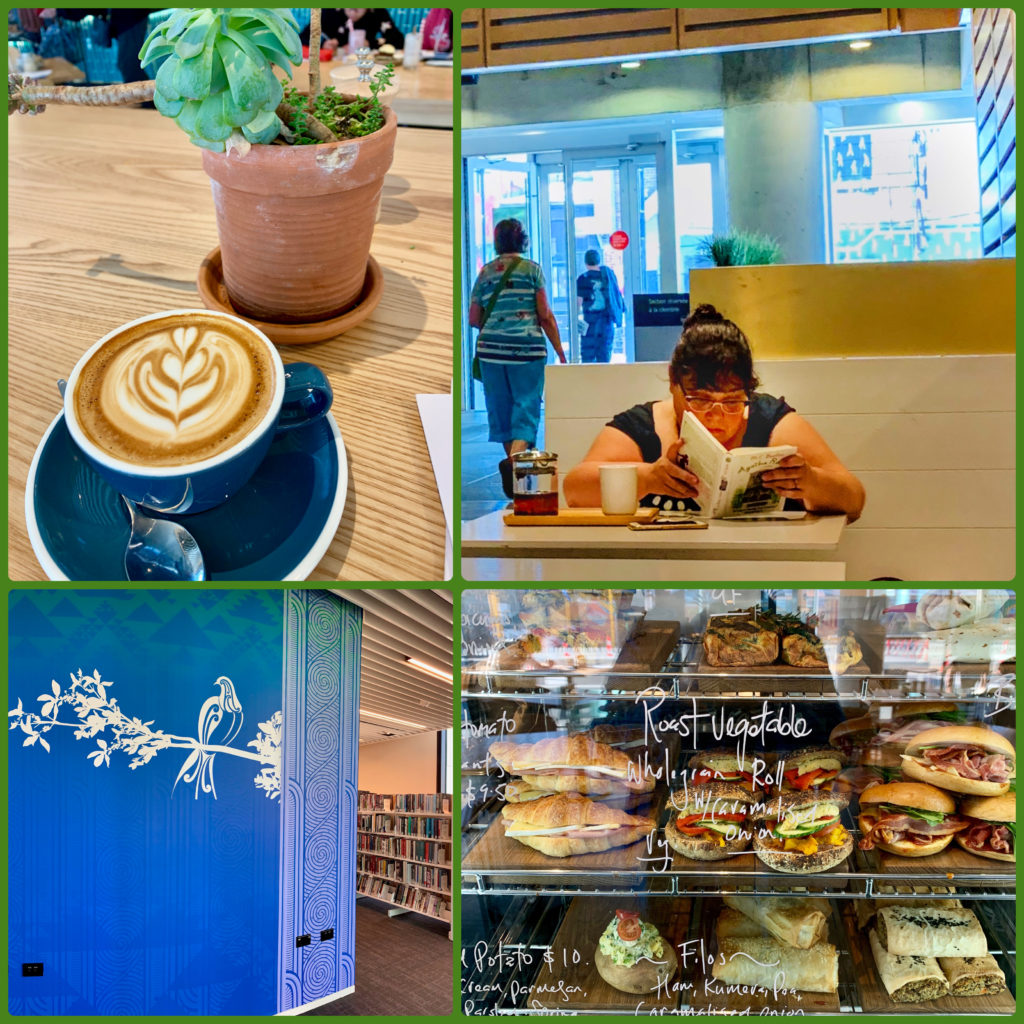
[606,393,795,512]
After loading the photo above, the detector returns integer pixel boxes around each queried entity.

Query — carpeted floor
[302,901,452,1015]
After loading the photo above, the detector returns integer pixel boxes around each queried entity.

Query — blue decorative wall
[278,591,362,1012]
[8,589,362,1017]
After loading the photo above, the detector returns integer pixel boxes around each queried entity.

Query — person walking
[469,218,567,498]
[575,249,626,363]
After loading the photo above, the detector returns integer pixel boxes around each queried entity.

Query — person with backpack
[575,249,626,363]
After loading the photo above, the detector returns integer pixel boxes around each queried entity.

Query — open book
[679,411,798,518]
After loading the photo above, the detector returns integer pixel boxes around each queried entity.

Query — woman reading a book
[563,304,866,521]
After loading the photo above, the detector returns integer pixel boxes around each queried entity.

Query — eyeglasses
[684,394,750,414]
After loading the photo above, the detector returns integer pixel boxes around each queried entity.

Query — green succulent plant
[140,8,302,152]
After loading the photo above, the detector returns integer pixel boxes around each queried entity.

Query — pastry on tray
[500,792,654,857]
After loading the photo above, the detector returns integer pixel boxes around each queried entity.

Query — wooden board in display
[462,810,664,884]
[606,620,681,691]
[841,904,1016,1014]
[528,895,690,1012]
[858,842,1016,889]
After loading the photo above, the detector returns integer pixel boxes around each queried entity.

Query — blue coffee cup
[63,309,333,514]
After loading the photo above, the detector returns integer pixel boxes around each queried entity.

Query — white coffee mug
[599,465,639,516]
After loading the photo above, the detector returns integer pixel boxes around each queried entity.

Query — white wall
[359,731,440,794]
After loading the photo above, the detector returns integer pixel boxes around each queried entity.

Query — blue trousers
[582,316,614,363]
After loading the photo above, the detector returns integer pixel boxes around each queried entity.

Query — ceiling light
[620,60,642,70]
[405,656,453,683]
[849,40,872,51]
[361,709,426,729]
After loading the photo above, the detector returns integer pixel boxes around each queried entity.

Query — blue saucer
[27,412,347,581]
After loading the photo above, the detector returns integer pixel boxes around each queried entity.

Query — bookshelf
[356,791,452,932]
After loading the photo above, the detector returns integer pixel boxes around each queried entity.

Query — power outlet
[296,934,311,948]
[320,928,334,941]
[22,963,44,977]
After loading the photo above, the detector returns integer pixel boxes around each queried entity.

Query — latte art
[73,314,276,467]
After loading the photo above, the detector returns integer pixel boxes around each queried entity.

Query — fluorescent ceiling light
[620,60,643,69]
[849,40,872,51]
[361,709,426,730]
[405,656,453,683]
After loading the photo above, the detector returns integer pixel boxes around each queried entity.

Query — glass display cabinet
[460,589,1016,1015]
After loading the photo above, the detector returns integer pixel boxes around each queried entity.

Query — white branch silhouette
[9,669,281,800]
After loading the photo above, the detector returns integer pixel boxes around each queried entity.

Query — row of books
[387,814,453,839]
[356,854,450,893]
[394,793,452,814]
[357,813,451,838]
[357,834,452,865]
[402,887,451,921]
[404,862,450,893]
[358,792,395,812]
[356,874,451,922]
[357,854,404,880]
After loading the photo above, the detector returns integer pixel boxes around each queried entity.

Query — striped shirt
[471,256,547,363]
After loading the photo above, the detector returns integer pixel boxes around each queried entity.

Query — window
[825,120,982,263]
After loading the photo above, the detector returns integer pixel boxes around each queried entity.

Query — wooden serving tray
[606,620,681,692]
[686,896,844,1014]
[857,842,1016,887]
[462,806,664,883]
[528,895,689,1012]
[841,903,1016,1014]
[503,507,658,526]
[691,616,871,693]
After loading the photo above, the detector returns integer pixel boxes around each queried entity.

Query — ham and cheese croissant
[489,733,656,795]
[501,792,655,857]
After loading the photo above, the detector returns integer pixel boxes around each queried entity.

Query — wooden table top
[8,103,452,582]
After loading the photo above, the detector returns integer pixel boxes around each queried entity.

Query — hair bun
[685,303,725,328]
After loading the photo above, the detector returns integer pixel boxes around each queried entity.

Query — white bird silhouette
[174,677,244,799]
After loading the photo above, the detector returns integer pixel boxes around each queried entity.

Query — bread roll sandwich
[875,905,988,958]
[712,935,838,993]
[594,910,678,994]
[828,715,880,759]
[900,726,1015,796]
[721,894,829,949]
[868,928,949,1002]
[750,791,853,873]
[857,781,969,857]
[938,954,1007,996]
[775,746,847,794]
[664,782,753,861]
[490,733,656,797]
[500,793,654,857]
[688,748,775,793]
[955,793,1016,862]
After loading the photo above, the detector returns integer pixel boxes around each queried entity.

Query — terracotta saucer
[196,247,384,346]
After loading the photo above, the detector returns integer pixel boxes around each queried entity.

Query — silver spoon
[58,379,207,582]
[122,495,206,582]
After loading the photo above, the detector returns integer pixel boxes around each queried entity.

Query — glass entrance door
[564,153,660,363]
[462,146,663,405]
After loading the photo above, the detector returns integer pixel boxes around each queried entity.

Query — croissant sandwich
[490,733,656,796]
[500,793,655,857]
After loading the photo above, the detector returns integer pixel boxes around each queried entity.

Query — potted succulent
[8,8,396,332]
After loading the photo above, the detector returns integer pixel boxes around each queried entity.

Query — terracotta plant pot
[201,105,398,325]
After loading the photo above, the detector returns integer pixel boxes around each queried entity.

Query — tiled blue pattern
[278,591,362,1011]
